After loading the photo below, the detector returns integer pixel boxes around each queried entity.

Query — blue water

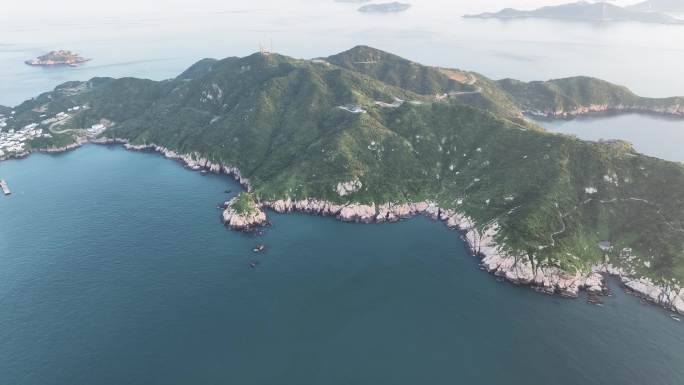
[1,144,683,385]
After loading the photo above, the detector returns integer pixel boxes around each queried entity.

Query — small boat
[200,170,208,175]
[253,244,266,253]
[225,189,232,193]
[249,261,260,268]
[671,314,682,322]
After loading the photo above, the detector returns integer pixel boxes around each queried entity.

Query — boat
[225,189,232,193]
[253,244,266,252]
[671,314,682,322]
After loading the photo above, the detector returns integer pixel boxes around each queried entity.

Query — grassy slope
[6,47,684,284]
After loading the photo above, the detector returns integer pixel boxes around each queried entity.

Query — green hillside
[6,46,684,286]
[498,76,684,117]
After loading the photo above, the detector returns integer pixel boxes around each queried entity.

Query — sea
[1,1,684,384]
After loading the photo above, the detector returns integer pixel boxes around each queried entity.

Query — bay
[0,145,682,385]
[534,114,684,163]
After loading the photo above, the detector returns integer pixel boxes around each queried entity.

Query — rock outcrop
[221,202,267,231]
[467,224,605,297]
[593,264,684,314]
[336,180,362,197]
[261,197,683,312]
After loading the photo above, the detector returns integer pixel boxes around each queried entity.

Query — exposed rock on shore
[526,103,684,119]
[593,264,684,314]
[221,198,267,231]
[336,180,362,197]
[261,197,684,311]
[7,136,683,314]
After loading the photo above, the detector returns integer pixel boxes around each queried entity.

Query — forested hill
[498,76,684,117]
[5,46,684,287]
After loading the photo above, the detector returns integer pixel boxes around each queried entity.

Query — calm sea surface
[0,145,683,385]
[2,1,684,383]
[2,0,684,106]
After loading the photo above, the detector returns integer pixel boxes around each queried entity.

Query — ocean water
[3,1,684,383]
[0,145,683,385]
[534,114,684,163]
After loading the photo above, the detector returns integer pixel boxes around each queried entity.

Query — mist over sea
[1,0,684,106]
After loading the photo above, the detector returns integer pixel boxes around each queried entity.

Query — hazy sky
[2,0,641,19]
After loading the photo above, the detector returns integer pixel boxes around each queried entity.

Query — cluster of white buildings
[0,104,108,159]
[0,120,48,158]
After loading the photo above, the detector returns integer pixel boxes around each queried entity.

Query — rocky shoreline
[260,198,684,313]
[260,199,606,295]
[221,197,268,231]
[5,135,683,315]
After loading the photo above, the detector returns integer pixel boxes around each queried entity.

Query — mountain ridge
[464,1,684,25]
[3,46,684,310]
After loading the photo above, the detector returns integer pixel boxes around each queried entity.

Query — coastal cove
[532,113,684,163]
[1,144,684,385]
[12,134,683,314]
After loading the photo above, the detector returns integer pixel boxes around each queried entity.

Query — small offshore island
[3,45,684,316]
[358,2,411,13]
[25,50,91,67]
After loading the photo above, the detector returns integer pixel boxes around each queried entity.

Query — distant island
[629,0,684,12]
[358,2,411,13]
[464,1,684,25]
[25,50,91,67]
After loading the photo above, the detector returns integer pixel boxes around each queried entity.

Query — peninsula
[4,46,684,314]
[25,50,91,67]
[358,2,411,13]
[464,1,684,25]
[629,0,684,13]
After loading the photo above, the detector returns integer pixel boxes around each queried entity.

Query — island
[25,50,91,67]
[629,0,684,13]
[3,45,684,315]
[358,2,411,13]
[463,1,684,25]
